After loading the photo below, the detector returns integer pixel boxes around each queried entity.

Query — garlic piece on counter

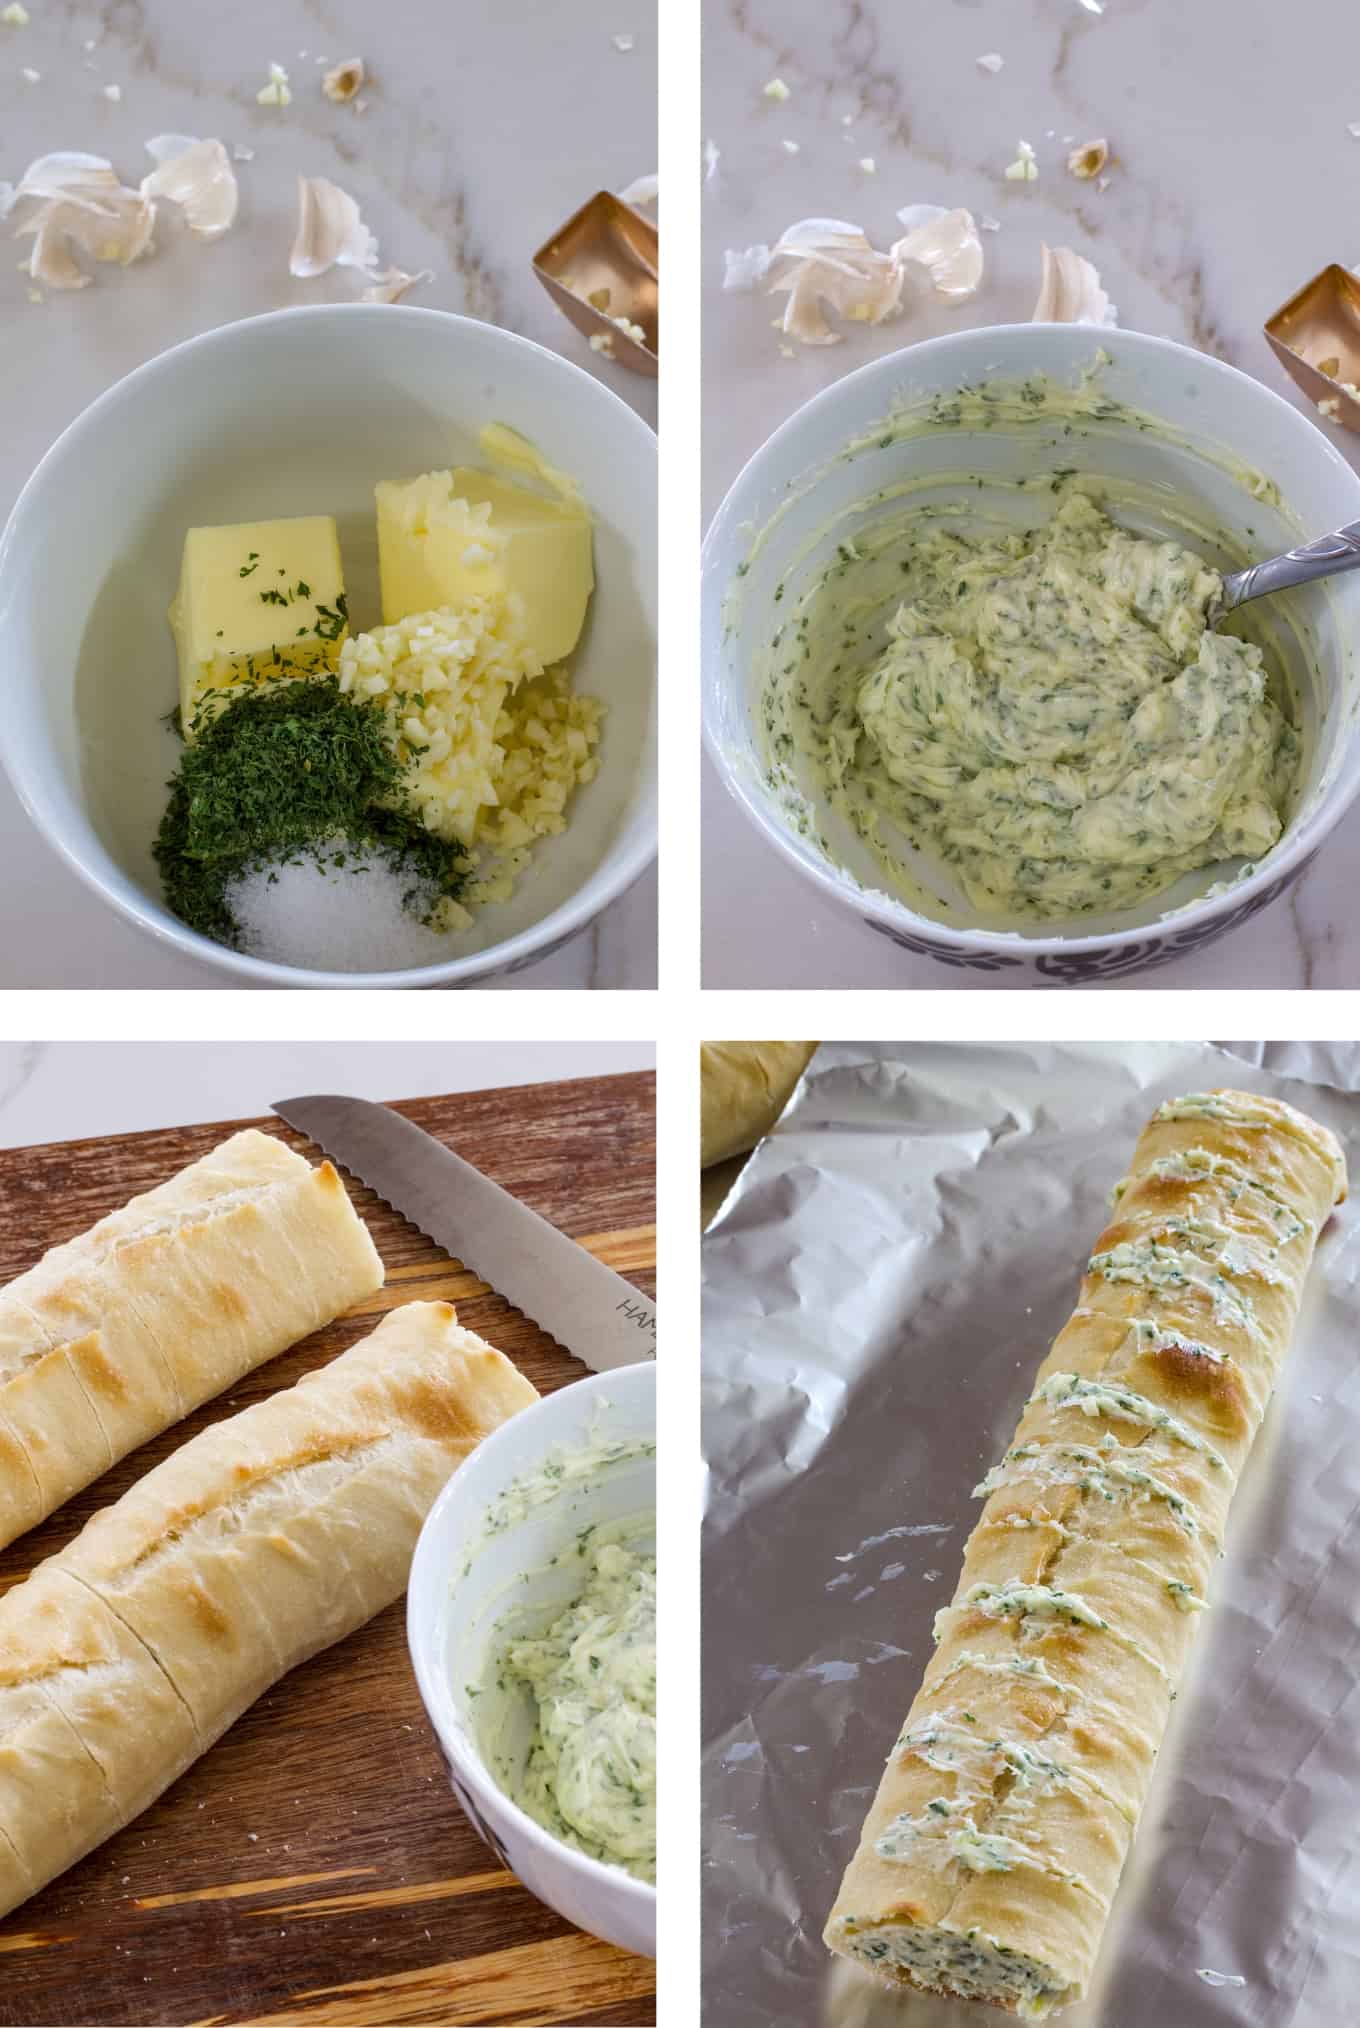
[141,136,239,238]
[763,77,791,101]
[893,205,984,300]
[612,32,635,52]
[726,218,904,346]
[618,172,658,207]
[2,3,31,23]
[1317,396,1342,419]
[290,174,379,277]
[1031,242,1117,326]
[1004,140,1039,182]
[257,63,292,107]
[704,138,720,182]
[322,57,365,103]
[20,188,155,286]
[782,139,800,155]
[859,157,876,174]
[1067,137,1109,179]
[13,151,123,203]
[11,152,156,287]
[977,52,1004,73]
[361,264,433,303]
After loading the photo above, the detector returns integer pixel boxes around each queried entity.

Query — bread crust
[824,1090,1345,2015]
[0,1301,537,1918]
[0,1130,384,1543]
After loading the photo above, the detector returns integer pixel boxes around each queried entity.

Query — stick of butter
[375,468,594,668]
[169,516,349,736]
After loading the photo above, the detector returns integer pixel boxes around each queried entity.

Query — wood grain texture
[0,1074,656,2028]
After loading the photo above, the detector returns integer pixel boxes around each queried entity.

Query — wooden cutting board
[0,1073,657,2028]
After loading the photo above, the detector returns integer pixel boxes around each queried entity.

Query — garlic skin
[140,136,239,238]
[20,191,156,286]
[323,57,365,104]
[361,264,433,304]
[764,219,904,346]
[1031,243,1118,326]
[725,204,985,345]
[618,172,659,208]
[1067,138,1109,179]
[892,205,983,300]
[290,174,379,278]
[10,153,156,288]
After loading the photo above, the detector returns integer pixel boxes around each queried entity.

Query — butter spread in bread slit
[0,1129,384,1549]
[824,1089,1345,2018]
[0,1301,537,1919]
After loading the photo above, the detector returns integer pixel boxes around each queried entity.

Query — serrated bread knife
[273,1094,655,1373]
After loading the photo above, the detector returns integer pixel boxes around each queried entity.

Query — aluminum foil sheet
[701,1042,1360,2028]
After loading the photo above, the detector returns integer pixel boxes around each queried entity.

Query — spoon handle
[1216,518,1360,619]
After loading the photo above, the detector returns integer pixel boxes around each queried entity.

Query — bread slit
[60,1567,205,1754]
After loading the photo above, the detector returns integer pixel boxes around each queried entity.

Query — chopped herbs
[154,676,467,947]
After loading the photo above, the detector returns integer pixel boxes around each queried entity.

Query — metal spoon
[1209,518,1360,626]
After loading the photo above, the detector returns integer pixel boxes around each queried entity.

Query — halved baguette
[0,1129,384,1545]
[824,1089,1346,2017]
[0,1301,537,1918]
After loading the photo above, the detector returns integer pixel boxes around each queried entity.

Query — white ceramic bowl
[0,305,656,988]
[702,325,1360,982]
[407,1363,656,1958]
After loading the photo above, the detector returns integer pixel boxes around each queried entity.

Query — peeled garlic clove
[140,136,239,238]
[1067,138,1109,179]
[892,205,984,300]
[361,264,433,303]
[1032,242,1117,325]
[322,57,365,103]
[290,174,379,277]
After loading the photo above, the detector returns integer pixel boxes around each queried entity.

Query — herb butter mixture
[775,492,1300,920]
[154,432,602,955]
[500,1529,656,1883]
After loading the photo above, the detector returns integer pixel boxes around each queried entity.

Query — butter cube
[169,515,348,735]
[375,468,594,667]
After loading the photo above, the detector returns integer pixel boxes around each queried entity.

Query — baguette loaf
[0,1129,383,1546]
[824,1089,1346,2017]
[0,1300,537,1919]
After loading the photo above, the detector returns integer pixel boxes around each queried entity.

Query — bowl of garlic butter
[0,304,656,986]
[407,1362,656,1958]
[703,324,1360,980]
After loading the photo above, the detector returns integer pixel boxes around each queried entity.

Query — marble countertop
[0,0,655,989]
[0,1039,654,1147]
[702,0,1360,989]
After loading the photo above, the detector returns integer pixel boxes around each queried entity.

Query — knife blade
[272,1094,656,1373]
